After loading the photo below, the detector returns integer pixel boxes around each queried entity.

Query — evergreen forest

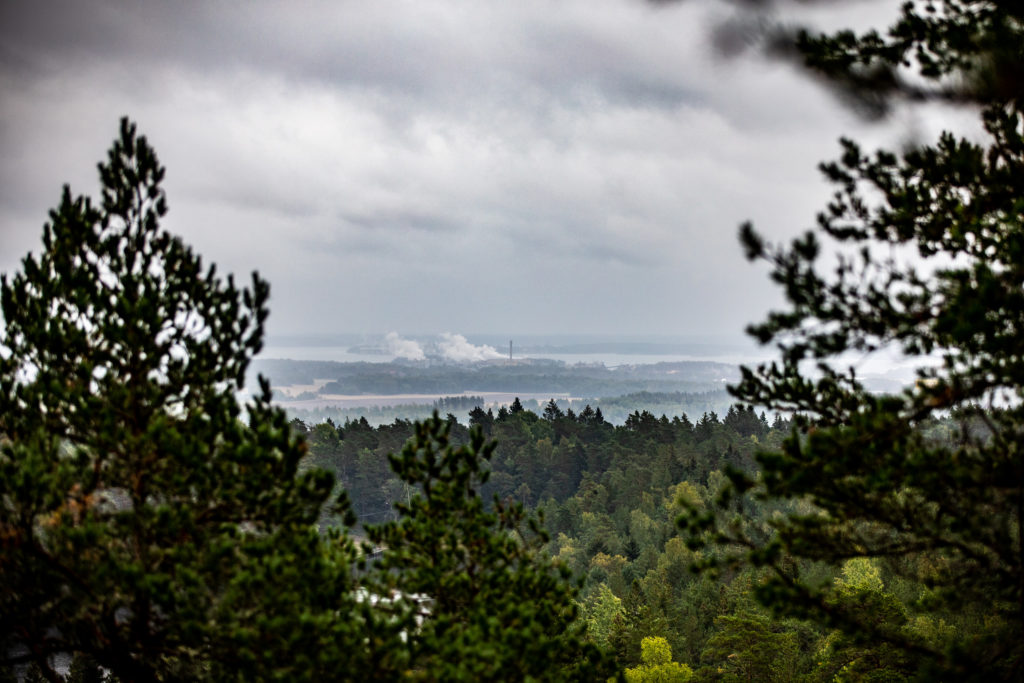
[294,401,1006,681]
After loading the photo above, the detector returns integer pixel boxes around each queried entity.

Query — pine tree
[0,119,361,680]
[543,398,565,421]
[362,414,613,680]
[680,2,1024,678]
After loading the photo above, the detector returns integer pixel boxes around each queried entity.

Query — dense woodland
[280,389,735,429]
[297,402,771,523]
[295,402,990,680]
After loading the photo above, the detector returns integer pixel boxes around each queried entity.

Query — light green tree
[812,558,917,682]
[580,583,624,649]
[835,557,884,595]
[624,636,693,683]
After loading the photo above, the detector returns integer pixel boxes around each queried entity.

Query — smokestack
[509,340,513,362]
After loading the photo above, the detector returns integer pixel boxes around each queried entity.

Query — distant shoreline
[277,391,573,410]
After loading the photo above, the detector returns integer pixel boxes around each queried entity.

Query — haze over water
[258,331,931,391]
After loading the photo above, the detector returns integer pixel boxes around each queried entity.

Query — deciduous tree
[624,636,692,683]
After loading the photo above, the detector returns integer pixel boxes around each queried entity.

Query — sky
[0,1,960,343]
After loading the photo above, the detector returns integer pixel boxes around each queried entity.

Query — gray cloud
[0,0,931,340]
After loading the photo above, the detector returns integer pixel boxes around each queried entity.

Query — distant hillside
[251,358,737,399]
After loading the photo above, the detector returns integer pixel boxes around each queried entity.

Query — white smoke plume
[437,332,502,362]
[385,331,426,361]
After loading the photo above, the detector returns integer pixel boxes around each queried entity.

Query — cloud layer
[0,1,934,340]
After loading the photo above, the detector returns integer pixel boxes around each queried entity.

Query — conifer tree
[543,398,565,421]
[0,119,361,680]
[680,2,1024,678]
[362,414,613,680]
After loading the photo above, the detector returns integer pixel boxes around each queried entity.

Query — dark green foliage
[0,119,360,681]
[691,0,1024,120]
[468,405,495,435]
[361,414,614,681]
[693,412,719,444]
[722,405,768,440]
[608,581,674,667]
[306,400,762,518]
[66,653,110,683]
[303,399,791,673]
[699,609,798,683]
[791,1,1024,117]
[680,2,1024,679]
[543,398,566,421]
[298,396,1008,679]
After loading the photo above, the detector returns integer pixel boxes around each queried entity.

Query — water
[257,336,933,380]
[259,345,393,363]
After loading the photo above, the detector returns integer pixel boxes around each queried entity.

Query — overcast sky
[0,1,961,343]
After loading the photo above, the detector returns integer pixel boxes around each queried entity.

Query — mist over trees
[252,357,735,398]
